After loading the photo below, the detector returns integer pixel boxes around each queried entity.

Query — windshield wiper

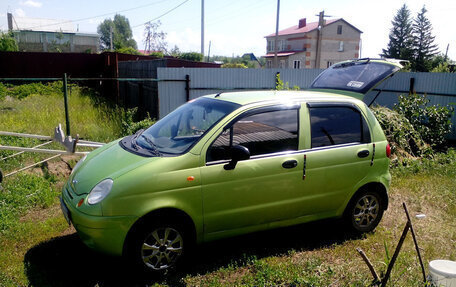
[140,134,161,156]
[130,129,144,151]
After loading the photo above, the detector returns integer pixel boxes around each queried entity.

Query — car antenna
[215,93,222,98]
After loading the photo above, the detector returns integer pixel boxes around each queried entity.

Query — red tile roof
[266,18,339,37]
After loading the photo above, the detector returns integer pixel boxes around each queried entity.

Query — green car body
[61,59,400,271]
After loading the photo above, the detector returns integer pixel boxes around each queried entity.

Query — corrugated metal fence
[156,68,456,139]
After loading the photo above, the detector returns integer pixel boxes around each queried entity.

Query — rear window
[310,61,400,94]
[310,107,370,148]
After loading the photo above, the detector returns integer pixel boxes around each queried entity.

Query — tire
[126,219,188,274]
[344,189,385,233]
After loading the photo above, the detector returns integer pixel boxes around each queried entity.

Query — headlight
[87,179,113,205]
[71,155,87,175]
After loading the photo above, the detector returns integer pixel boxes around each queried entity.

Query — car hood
[308,58,403,100]
[69,139,157,195]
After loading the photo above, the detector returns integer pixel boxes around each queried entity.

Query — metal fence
[156,68,456,139]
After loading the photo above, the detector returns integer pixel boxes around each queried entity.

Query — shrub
[275,73,300,90]
[8,82,62,99]
[222,63,248,69]
[394,93,453,150]
[121,107,155,136]
[0,83,7,101]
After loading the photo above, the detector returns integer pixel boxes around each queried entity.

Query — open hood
[308,58,404,100]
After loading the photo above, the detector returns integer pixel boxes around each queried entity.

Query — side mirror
[224,145,250,170]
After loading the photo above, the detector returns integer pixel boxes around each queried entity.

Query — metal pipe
[0,145,87,156]
[63,73,71,136]
[0,131,52,140]
[76,143,104,148]
[0,141,53,161]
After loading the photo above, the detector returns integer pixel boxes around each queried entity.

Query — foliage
[147,51,164,58]
[0,83,7,101]
[381,4,414,62]
[5,82,62,99]
[115,47,142,55]
[412,6,439,72]
[394,93,453,150]
[275,73,300,90]
[371,106,429,159]
[121,107,155,136]
[0,32,18,52]
[211,54,261,68]
[143,20,168,53]
[431,62,453,73]
[178,52,203,62]
[221,63,248,68]
[97,14,137,50]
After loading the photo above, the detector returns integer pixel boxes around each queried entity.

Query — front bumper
[61,186,137,256]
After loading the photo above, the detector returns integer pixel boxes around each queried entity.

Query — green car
[61,58,401,272]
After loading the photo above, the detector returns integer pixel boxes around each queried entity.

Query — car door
[300,102,374,215]
[200,106,306,235]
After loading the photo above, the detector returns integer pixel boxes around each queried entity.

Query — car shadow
[24,219,364,287]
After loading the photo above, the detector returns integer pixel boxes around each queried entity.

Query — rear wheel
[345,190,384,233]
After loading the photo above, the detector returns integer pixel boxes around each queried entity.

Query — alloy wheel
[141,227,183,270]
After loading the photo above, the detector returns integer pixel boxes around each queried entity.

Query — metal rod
[0,145,87,156]
[76,143,104,148]
[63,73,71,136]
[381,221,411,287]
[0,141,53,161]
[77,139,105,145]
[4,154,61,178]
[0,131,52,140]
[356,248,380,284]
[402,202,427,283]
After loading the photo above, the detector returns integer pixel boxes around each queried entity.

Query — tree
[97,14,137,50]
[143,20,167,53]
[412,6,439,72]
[0,32,18,52]
[381,4,414,61]
[179,52,203,62]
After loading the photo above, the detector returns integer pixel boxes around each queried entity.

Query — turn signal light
[77,198,84,207]
[386,143,391,158]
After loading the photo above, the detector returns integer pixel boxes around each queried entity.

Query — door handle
[282,160,298,169]
[357,150,370,158]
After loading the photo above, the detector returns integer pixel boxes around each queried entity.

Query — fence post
[409,77,415,94]
[185,74,190,102]
[63,73,71,136]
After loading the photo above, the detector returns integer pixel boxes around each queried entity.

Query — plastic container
[429,260,456,287]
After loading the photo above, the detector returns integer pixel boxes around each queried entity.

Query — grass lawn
[1,84,455,286]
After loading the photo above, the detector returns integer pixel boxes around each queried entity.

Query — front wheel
[345,190,385,233]
[127,220,187,274]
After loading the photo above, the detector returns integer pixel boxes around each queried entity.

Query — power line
[22,0,169,30]
[131,0,190,28]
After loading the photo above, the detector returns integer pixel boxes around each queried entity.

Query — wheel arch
[346,182,389,214]
[123,207,197,256]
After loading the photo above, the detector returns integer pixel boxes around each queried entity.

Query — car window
[310,107,370,148]
[207,109,299,162]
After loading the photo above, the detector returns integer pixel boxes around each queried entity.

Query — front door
[200,107,304,235]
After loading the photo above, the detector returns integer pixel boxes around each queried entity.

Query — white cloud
[20,0,43,8]
[15,8,26,17]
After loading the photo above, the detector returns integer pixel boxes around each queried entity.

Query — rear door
[301,102,374,215]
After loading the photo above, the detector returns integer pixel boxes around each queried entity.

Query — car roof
[202,90,363,106]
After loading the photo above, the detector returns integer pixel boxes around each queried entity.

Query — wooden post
[356,248,380,284]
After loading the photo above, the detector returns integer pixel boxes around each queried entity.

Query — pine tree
[381,4,414,61]
[412,6,439,72]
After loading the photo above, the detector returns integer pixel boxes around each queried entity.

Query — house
[263,16,362,69]
[6,13,99,53]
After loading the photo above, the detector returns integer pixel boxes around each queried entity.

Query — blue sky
[1,0,455,60]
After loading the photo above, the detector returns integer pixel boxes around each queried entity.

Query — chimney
[7,13,13,31]
[298,18,306,28]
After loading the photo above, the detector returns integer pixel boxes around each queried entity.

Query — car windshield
[136,97,240,155]
[310,60,400,94]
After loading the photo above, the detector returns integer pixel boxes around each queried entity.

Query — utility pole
[273,0,280,68]
[109,25,113,51]
[201,0,205,56]
[315,11,324,69]
[444,43,449,62]
[207,40,211,62]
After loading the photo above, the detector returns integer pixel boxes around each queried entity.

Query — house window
[338,41,344,52]
[279,60,286,68]
[327,61,333,68]
[279,40,286,51]
[293,60,301,69]
[267,40,274,52]
[337,25,342,35]
[267,60,272,68]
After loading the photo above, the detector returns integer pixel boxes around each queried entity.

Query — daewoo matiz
[61,59,401,272]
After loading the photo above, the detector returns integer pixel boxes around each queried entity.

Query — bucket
[429,260,456,287]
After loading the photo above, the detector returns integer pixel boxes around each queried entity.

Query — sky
[0,0,455,60]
